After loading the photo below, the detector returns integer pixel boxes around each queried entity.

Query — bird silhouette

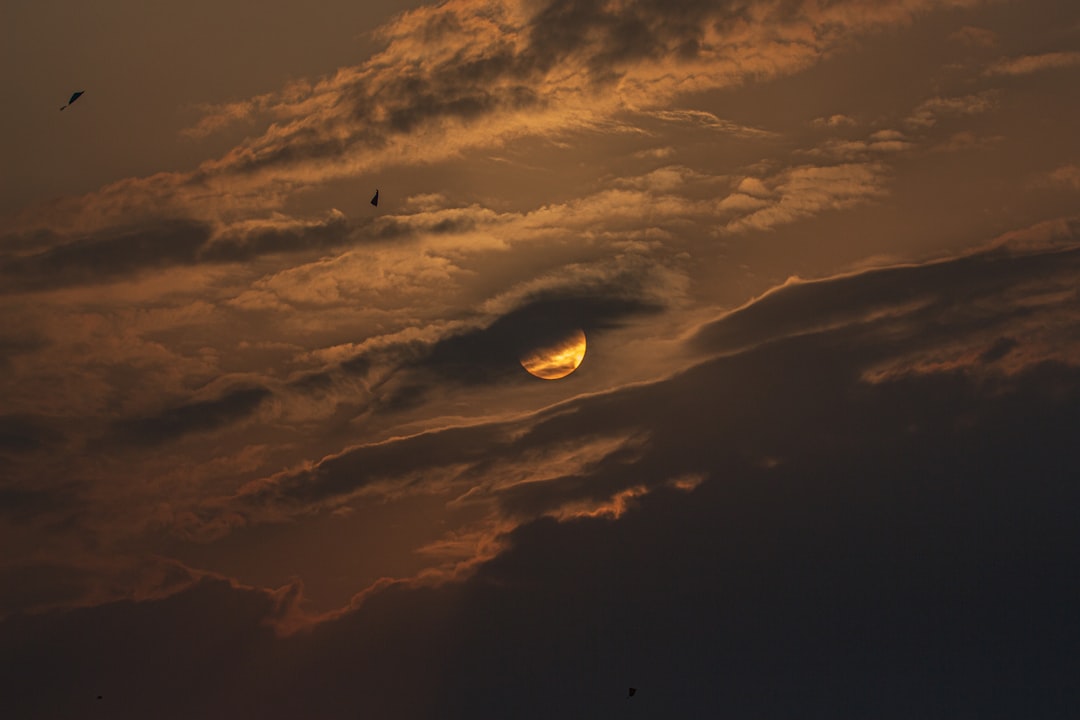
[370,189,379,207]
[60,91,84,111]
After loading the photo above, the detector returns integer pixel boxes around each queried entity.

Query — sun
[519,328,587,380]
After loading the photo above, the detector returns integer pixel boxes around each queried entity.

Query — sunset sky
[2,0,1079,717]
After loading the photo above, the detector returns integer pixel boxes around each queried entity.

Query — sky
[1,0,1079,717]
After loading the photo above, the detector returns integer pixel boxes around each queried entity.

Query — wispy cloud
[722,163,889,232]
[986,50,1080,76]
[949,25,998,48]
[14,0,988,235]
[812,114,858,128]
[1046,164,1080,190]
[905,91,999,128]
[644,109,778,139]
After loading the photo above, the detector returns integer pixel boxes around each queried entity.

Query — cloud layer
[3,231,1079,718]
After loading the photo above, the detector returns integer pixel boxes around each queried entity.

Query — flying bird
[370,189,379,207]
[628,687,636,698]
[60,91,84,111]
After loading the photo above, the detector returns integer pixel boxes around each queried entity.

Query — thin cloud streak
[986,50,1080,75]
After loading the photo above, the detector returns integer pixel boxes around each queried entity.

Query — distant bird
[60,91,84,111]
[628,687,636,698]
[97,695,103,700]
[370,189,379,207]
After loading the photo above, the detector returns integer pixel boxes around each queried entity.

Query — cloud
[978,335,1018,364]
[905,91,999,128]
[986,50,1080,76]
[0,485,72,526]
[0,211,363,294]
[949,24,997,48]
[633,145,675,159]
[802,130,915,161]
[645,109,777,138]
[722,162,888,232]
[932,130,1003,152]
[1046,164,1080,191]
[110,385,272,447]
[0,415,62,458]
[0,332,46,371]
[198,209,353,262]
[0,221,210,294]
[199,226,1080,552]
[4,234,1080,718]
[693,228,1080,364]
[811,113,858,128]
[226,291,667,515]
[14,0,990,235]
[410,292,661,385]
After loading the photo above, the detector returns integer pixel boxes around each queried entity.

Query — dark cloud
[340,291,663,421]
[216,0,719,170]
[198,211,354,262]
[209,36,542,177]
[247,419,504,507]
[304,281,667,424]
[0,486,72,524]
[0,211,366,292]
[692,244,1080,356]
[110,386,272,447]
[5,242,1080,717]
[237,292,663,510]
[0,564,97,620]
[0,220,210,293]
[285,369,339,394]
[236,239,1080,523]
[0,333,46,370]
[978,336,1019,364]
[373,213,480,240]
[3,333,1079,718]
[179,0,954,186]
[526,0,721,75]
[0,415,59,456]
[384,77,539,136]
[417,293,660,384]
[453,358,1080,717]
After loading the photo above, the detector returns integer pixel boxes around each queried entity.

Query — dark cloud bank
[110,385,272,447]
[0,212,357,293]
[3,241,1080,718]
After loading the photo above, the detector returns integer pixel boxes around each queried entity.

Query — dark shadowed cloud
[197,210,355,262]
[110,385,272,447]
[3,237,1079,719]
[410,293,661,384]
[222,233,1080,537]
[0,221,211,293]
[0,415,63,458]
[978,335,1019,364]
[0,211,368,293]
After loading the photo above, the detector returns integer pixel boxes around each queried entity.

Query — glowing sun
[520,328,587,380]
